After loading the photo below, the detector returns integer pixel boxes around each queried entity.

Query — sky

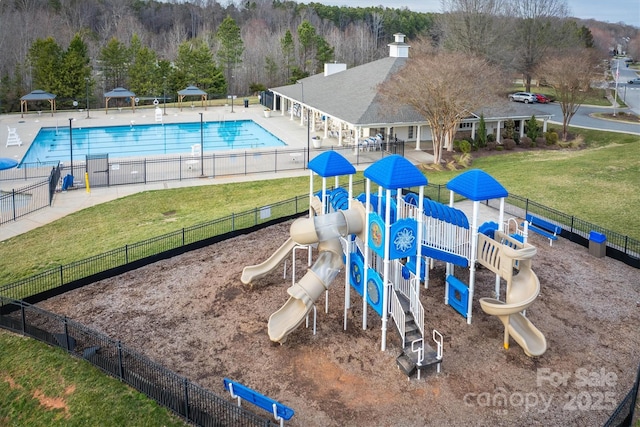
[315,0,640,28]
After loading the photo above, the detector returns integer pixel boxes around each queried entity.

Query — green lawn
[0,330,186,427]
[0,125,638,425]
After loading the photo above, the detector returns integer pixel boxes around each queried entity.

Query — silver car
[509,92,537,103]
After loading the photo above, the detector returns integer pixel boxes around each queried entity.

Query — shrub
[535,136,546,146]
[487,133,495,143]
[486,141,496,151]
[502,138,516,150]
[545,131,559,145]
[526,115,540,140]
[503,119,516,141]
[458,140,472,153]
[520,136,533,148]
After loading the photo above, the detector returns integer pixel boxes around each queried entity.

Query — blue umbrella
[0,158,18,170]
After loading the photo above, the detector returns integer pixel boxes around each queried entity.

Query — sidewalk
[0,106,434,241]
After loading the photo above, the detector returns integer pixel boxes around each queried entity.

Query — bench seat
[523,214,562,246]
[224,378,294,425]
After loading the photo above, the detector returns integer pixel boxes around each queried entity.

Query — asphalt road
[532,102,640,135]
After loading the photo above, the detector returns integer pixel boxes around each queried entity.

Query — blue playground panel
[349,251,365,297]
[446,275,469,318]
[223,378,295,421]
[405,256,427,281]
[366,268,384,316]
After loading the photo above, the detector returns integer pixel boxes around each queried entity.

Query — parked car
[534,93,551,103]
[508,92,537,104]
[628,78,640,84]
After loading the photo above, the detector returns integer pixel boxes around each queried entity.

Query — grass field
[0,124,637,425]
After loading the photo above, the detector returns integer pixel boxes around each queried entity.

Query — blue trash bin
[62,174,74,191]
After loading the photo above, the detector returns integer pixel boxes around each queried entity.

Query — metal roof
[103,87,136,98]
[20,90,56,101]
[177,85,207,96]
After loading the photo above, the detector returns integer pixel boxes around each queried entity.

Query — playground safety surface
[38,220,640,426]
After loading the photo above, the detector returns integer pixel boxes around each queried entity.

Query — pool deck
[0,104,434,241]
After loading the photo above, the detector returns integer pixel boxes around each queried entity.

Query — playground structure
[241,152,547,381]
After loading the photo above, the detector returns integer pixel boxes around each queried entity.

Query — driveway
[532,102,640,135]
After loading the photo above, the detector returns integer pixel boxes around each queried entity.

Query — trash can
[61,174,74,191]
[588,231,606,258]
[243,98,249,108]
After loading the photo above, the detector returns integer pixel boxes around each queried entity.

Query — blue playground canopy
[446,169,507,201]
[309,151,355,177]
[364,155,427,189]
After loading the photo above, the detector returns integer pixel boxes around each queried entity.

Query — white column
[415,125,422,150]
[496,121,502,143]
[471,122,476,140]
[543,118,548,132]
[520,119,525,139]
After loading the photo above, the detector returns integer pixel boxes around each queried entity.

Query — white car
[628,78,640,84]
[509,92,537,104]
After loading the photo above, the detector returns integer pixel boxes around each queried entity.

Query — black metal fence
[604,363,640,427]
[0,297,277,427]
[483,194,640,268]
[0,181,638,425]
[0,163,60,226]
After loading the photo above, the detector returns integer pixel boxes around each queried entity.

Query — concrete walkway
[0,105,434,241]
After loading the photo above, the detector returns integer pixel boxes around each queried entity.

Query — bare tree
[378,40,505,164]
[437,0,507,59]
[539,49,600,141]
[507,0,568,92]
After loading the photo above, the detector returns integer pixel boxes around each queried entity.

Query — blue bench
[523,214,562,246]
[223,378,294,426]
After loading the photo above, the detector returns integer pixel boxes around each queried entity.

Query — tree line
[0,0,636,115]
[0,0,432,112]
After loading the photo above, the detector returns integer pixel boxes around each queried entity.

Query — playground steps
[396,343,441,379]
[394,294,442,379]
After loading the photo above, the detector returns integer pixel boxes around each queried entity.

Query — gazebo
[104,87,136,114]
[177,86,207,111]
[20,90,57,118]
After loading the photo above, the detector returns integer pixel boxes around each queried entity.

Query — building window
[408,126,414,139]
[459,122,473,129]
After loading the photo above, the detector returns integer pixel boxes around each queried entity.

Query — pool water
[20,120,286,165]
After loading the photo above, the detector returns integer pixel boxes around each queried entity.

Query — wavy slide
[479,244,547,357]
[241,237,297,285]
[244,203,365,343]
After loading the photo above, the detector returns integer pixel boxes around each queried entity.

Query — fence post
[183,377,190,420]
[12,189,16,221]
[255,207,258,225]
[63,317,71,351]
[274,149,277,173]
[144,159,147,184]
[117,341,124,380]
[21,303,26,335]
[60,265,64,287]
[232,213,235,231]
[182,228,185,246]
[244,152,248,175]
[125,245,129,264]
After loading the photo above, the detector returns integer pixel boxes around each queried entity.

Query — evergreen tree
[58,34,91,102]
[477,114,487,148]
[128,34,160,97]
[526,115,539,140]
[99,38,131,89]
[28,37,63,92]
[280,30,295,83]
[298,20,317,74]
[215,16,244,95]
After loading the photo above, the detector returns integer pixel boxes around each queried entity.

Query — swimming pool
[20,120,287,165]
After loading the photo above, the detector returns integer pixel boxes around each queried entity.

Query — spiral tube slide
[478,244,547,357]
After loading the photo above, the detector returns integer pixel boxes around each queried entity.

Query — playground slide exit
[265,204,365,343]
[241,238,297,285]
[479,245,547,357]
